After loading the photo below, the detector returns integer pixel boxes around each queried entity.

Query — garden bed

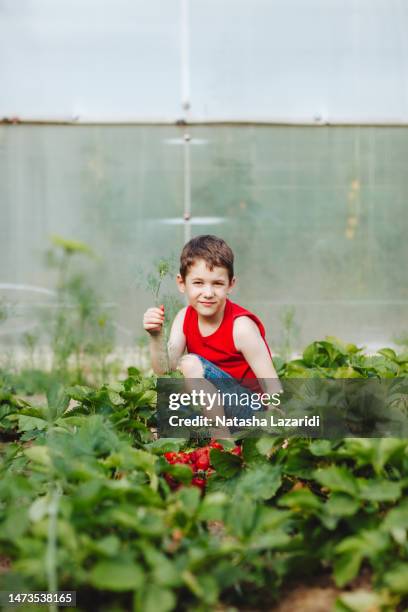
[0,338,407,611]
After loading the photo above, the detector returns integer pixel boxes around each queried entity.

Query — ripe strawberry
[231,445,242,456]
[164,452,178,464]
[196,447,210,459]
[175,452,190,464]
[191,477,206,490]
[188,450,198,463]
[195,454,210,471]
[209,440,223,450]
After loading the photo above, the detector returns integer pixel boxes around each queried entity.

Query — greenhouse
[1,1,408,611]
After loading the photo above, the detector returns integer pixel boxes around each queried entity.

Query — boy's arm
[143,306,187,375]
[233,316,283,394]
[167,307,187,371]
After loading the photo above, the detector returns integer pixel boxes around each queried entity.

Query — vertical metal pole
[181,0,190,119]
[184,133,191,242]
[181,0,191,243]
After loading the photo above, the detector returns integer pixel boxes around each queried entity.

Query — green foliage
[139,257,184,344]
[277,305,301,361]
[42,236,117,385]
[1,340,408,610]
[281,335,408,378]
[0,298,8,324]
[50,235,95,257]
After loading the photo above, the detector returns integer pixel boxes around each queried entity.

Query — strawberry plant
[0,339,407,611]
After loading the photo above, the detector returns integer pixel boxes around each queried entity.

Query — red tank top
[182,299,271,384]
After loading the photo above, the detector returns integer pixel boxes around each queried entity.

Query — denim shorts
[193,354,261,420]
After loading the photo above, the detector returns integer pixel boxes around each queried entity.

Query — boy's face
[177,258,235,318]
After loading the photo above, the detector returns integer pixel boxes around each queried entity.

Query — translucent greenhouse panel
[190,0,408,123]
[0,125,185,349]
[187,125,408,350]
[0,125,407,354]
[1,0,408,123]
[0,0,181,121]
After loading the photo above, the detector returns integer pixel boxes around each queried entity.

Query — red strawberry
[209,440,223,450]
[195,455,210,471]
[231,445,242,456]
[175,452,190,464]
[191,477,206,490]
[188,451,198,463]
[164,452,178,464]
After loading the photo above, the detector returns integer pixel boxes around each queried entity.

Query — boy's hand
[143,305,165,335]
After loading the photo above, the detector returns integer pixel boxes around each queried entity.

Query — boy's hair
[179,235,234,281]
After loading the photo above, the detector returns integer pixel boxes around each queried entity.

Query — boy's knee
[177,354,204,378]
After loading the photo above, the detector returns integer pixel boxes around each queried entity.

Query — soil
[269,584,339,612]
[269,567,372,612]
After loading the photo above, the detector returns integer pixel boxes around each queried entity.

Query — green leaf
[278,488,322,512]
[309,440,333,456]
[18,415,48,431]
[313,465,359,496]
[337,590,385,611]
[134,585,176,612]
[335,530,389,566]
[237,464,282,500]
[333,366,363,378]
[92,535,121,557]
[145,438,186,454]
[46,383,71,420]
[66,385,94,401]
[143,548,181,588]
[342,438,406,474]
[358,478,401,502]
[197,492,228,521]
[325,493,359,517]
[383,500,408,531]
[164,463,193,484]
[383,563,408,594]
[175,486,201,514]
[24,446,52,467]
[249,530,291,550]
[108,507,165,536]
[333,552,362,587]
[195,574,219,605]
[89,560,144,591]
[180,572,218,605]
[255,436,277,456]
[377,348,397,361]
[28,496,49,523]
[303,340,347,368]
[0,506,29,541]
[107,389,124,406]
[210,449,242,478]
[242,438,267,464]
[128,448,157,472]
[225,497,257,538]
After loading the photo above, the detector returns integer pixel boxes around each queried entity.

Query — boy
[143,235,281,430]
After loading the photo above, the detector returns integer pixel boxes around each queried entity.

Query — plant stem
[46,484,61,612]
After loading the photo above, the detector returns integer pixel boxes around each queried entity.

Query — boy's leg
[177,355,230,438]
[177,354,205,378]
